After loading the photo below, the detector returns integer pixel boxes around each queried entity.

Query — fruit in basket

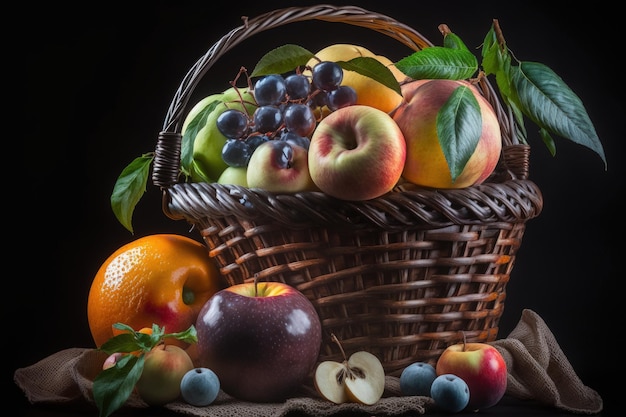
[308,104,406,200]
[430,374,471,413]
[314,334,385,405]
[392,79,502,189]
[182,87,257,182]
[180,367,221,406]
[436,341,507,410]
[399,361,437,396]
[217,166,248,186]
[194,281,322,402]
[87,234,225,355]
[135,344,195,406]
[246,140,319,193]
[305,44,406,113]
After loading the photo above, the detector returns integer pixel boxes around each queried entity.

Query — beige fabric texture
[15,309,602,415]
[491,309,603,415]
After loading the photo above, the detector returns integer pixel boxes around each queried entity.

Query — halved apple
[314,335,385,405]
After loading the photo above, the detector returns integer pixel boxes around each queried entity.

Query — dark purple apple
[194,281,322,402]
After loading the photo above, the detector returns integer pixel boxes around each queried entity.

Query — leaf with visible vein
[111,154,153,234]
[481,27,501,77]
[251,44,315,77]
[92,324,197,417]
[395,46,478,80]
[507,61,606,167]
[436,85,482,181]
[93,354,144,417]
[338,56,401,95]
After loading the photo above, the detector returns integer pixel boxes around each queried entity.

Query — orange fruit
[87,234,225,350]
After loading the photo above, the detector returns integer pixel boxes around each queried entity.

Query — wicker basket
[151,5,543,376]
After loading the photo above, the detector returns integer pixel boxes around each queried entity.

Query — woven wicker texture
[151,5,544,375]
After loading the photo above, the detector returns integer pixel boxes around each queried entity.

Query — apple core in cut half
[314,350,385,405]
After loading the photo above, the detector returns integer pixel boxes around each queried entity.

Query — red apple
[393,79,502,189]
[194,281,322,402]
[308,104,406,201]
[435,342,507,411]
[135,344,195,406]
[246,140,318,193]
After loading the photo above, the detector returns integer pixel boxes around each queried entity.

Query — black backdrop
[14,0,622,414]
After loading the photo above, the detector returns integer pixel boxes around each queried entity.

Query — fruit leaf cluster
[92,323,197,417]
[111,20,606,234]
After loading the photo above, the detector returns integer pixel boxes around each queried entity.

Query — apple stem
[330,333,348,362]
[253,274,259,297]
[492,19,507,52]
[437,23,451,36]
[461,331,467,351]
[227,67,255,115]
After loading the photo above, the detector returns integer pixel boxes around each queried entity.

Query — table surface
[15,392,611,417]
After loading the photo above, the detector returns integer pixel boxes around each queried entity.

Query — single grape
[279,131,311,151]
[285,73,311,101]
[216,109,249,139]
[283,103,316,137]
[327,85,358,111]
[274,141,295,169]
[253,74,287,106]
[245,134,270,153]
[308,90,328,109]
[311,61,343,92]
[221,138,252,167]
[252,105,283,133]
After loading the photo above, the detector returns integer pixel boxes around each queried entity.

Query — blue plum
[430,374,470,413]
[180,367,220,406]
[399,362,437,396]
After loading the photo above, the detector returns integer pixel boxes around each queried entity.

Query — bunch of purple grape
[218,61,357,168]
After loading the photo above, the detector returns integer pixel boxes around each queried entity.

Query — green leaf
[443,31,471,52]
[395,46,478,80]
[93,323,197,417]
[93,354,144,417]
[338,56,402,95]
[493,52,513,99]
[189,159,214,183]
[507,61,606,167]
[539,128,557,156]
[250,44,315,77]
[111,154,153,234]
[181,100,220,175]
[99,333,143,355]
[436,85,482,181]
[505,97,529,144]
[164,325,198,344]
[481,27,502,77]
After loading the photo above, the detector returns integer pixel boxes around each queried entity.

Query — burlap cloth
[14,309,603,415]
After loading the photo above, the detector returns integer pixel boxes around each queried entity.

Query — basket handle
[152,4,521,188]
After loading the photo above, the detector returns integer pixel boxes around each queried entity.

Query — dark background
[14,0,622,415]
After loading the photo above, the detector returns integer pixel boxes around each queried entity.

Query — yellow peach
[393,79,502,189]
[305,44,405,114]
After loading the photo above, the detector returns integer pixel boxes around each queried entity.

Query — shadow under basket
[151,5,544,376]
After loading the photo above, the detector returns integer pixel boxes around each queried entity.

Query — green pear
[182,87,257,183]
[217,166,248,186]
[182,93,223,135]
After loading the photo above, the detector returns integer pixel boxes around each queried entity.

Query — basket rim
[162,178,543,230]
[161,4,437,135]
[150,4,543,228]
